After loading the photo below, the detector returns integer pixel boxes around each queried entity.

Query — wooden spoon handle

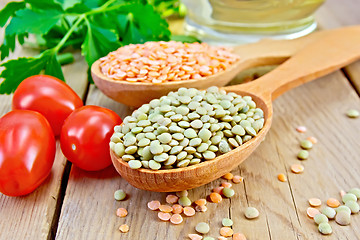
[227,25,360,100]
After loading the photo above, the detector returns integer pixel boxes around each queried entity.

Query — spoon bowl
[92,28,336,108]
[111,26,360,192]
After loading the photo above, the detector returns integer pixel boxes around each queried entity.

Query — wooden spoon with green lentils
[110,86,265,170]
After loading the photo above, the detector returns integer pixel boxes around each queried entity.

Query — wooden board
[1,0,360,239]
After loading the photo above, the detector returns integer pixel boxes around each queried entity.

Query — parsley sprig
[0,0,173,94]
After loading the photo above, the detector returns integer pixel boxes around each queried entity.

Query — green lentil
[198,129,212,142]
[348,188,360,198]
[219,140,231,153]
[111,87,265,170]
[122,155,135,161]
[300,140,313,150]
[141,160,149,168]
[128,160,142,169]
[176,190,188,197]
[184,146,197,154]
[203,151,216,160]
[195,222,210,234]
[190,158,201,165]
[149,160,161,170]
[177,151,187,160]
[346,109,359,118]
[321,207,336,219]
[314,214,328,225]
[342,193,357,203]
[222,218,233,227]
[228,138,239,148]
[114,143,125,157]
[114,189,126,201]
[178,196,192,207]
[245,126,257,136]
[345,200,360,214]
[203,237,215,240]
[153,153,169,162]
[222,187,235,198]
[245,207,259,219]
[208,145,218,152]
[318,222,332,235]
[297,150,309,160]
[138,138,150,147]
[335,210,351,225]
[336,205,351,215]
[125,146,138,154]
[231,125,245,136]
[197,143,209,153]
[177,159,190,168]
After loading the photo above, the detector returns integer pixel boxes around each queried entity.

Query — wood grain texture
[1,0,360,239]
[92,27,348,108]
[0,1,88,239]
[56,71,360,240]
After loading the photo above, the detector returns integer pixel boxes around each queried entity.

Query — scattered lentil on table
[195,222,210,234]
[232,175,243,183]
[346,109,359,118]
[114,189,126,201]
[188,233,203,240]
[297,150,309,160]
[314,213,328,224]
[233,233,247,240]
[335,210,351,225]
[296,126,307,133]
[291,164,304,174]
[318,222,332,235]
[244,207,259,219]
[300,140,313,150]
[222,218,233,227]
[100,41,239,83]
[321,207,336,219]
[306,136,318,144]
[219,227,234,237]
[148,200,161,210]
[308,198,322,207]
[307,207,320,219]
[110,87,265,170]
[119,224,129,233]
[327,198,340,208]
[116,208,128,218]
[277,173,287,182]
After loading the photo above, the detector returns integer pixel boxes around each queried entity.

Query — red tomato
[0,110,56,196]
[12,75,83,136]
[60,105,122,171]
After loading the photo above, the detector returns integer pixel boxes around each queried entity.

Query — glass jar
[182,0,325,44]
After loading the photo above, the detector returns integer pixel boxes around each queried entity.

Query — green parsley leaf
[6,8,64,35]
[81,21,121,67]
[25,0,64,11]
[0,49,64,94]
[0,1,26,27]
[45,52,65,81]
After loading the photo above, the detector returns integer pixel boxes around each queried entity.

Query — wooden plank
[316,0,360,94]
[56,73,360,240]
[0,1,89,239]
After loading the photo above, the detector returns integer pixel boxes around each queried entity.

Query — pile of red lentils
[99,41,239,83]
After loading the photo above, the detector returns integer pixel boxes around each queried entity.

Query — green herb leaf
[0,50,64,94]
[119,4,171,44]
[81,21,121,67]
[0,1,26,27]
[171,35,200,43]
[6,8,64,36]
[45,52,65,81]
[25,0,64,11]
[55,0,82,10]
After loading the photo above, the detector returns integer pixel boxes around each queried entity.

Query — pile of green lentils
[110,87,265,170]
